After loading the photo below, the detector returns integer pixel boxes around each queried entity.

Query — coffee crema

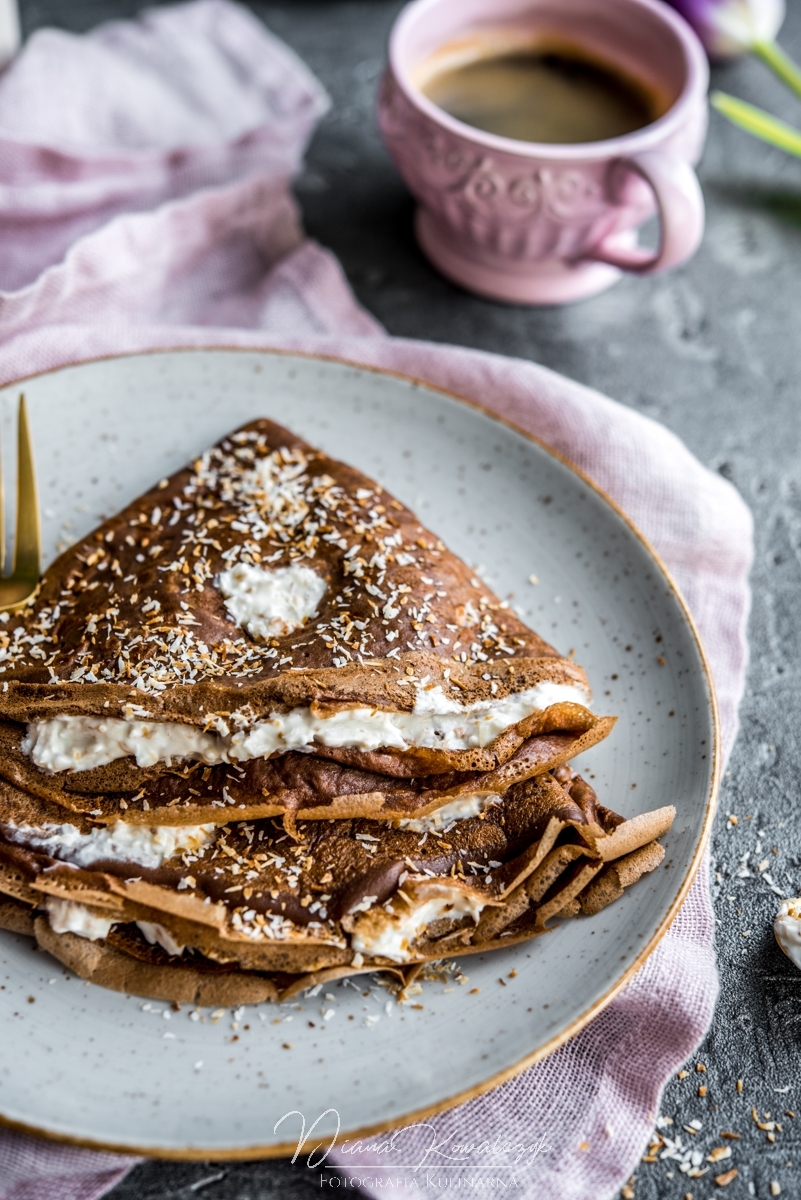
[420,48,659,145]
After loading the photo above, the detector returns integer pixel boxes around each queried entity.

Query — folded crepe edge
[0,804,675,1000]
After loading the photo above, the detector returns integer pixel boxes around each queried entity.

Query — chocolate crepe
[0,418,642,1006]
[0,419,583,724]
[0,769,674,995]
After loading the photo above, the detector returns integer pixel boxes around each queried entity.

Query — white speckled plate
[0,349,717,1157]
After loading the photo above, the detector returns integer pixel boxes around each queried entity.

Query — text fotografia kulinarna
[318,1174,525,1189]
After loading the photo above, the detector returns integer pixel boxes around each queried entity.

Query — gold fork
[0,395,40,612]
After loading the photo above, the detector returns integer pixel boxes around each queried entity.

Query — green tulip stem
[753,39,801,103]
[710,90,801,158]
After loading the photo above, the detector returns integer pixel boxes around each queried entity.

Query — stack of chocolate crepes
[0,419,674,1004]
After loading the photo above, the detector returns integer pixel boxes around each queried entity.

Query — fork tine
[13,395,40,579]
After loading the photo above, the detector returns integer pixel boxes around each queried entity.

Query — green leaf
[753,40,801,103]
[711,90,801,158]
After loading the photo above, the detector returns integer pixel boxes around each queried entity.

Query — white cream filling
[217,562,327,639]
[44,898,186,955]
[398,793,500,832]
[22,717,222,773]
[350,885,487,963]
[775,898,801,969]
[7,821,215,869]
[24,680,589,774]
[136,919,186,957]
[45,897,115,941]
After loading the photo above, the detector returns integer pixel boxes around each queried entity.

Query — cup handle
[580,150,705,275]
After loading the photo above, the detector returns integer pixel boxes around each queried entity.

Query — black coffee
[421,49,657,144]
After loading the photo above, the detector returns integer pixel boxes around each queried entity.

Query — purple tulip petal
[665,0,785,58]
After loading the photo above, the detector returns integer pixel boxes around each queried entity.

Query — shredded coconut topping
[0,429,544,691]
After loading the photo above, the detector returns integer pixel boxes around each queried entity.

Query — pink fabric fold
[0,4,752,1199]
[0,1130,133,1200]
[0,0,328,292]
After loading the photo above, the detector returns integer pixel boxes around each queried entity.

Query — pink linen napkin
[0,4,753,1199]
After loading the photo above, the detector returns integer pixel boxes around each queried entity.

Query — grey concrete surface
[16,1,801,1197]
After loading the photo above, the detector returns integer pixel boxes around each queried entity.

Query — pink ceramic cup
[378,0,709,304]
